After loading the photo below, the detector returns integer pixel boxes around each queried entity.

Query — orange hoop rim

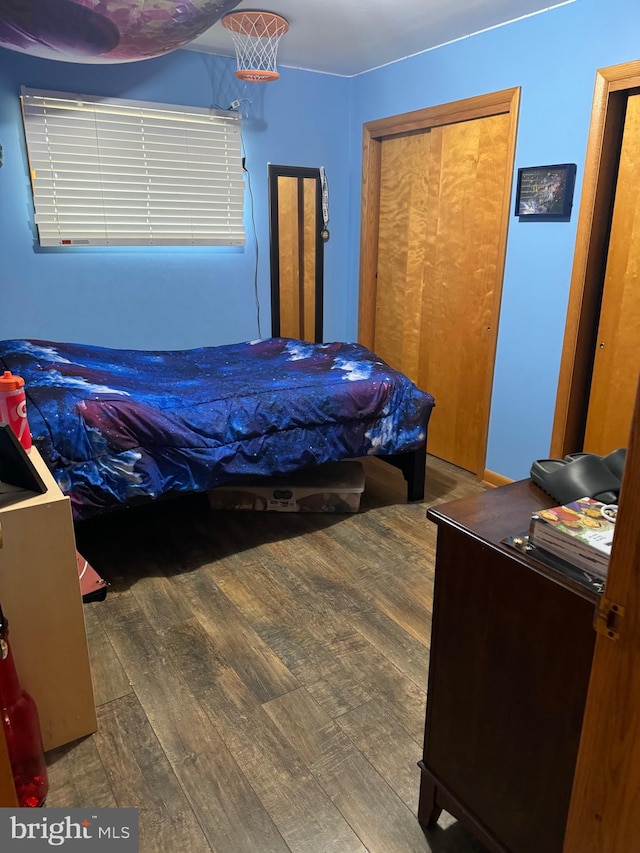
[234,69,280,82]
[222,10,289,36]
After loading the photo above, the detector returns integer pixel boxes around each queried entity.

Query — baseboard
[481,469,513,489]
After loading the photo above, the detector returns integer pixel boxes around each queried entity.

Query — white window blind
[20,87,246,247]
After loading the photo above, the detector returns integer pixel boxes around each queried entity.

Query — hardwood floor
[46,455,488,853]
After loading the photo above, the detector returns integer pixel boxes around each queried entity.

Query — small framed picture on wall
[514,163,577,219]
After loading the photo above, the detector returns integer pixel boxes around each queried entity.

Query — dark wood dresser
[418,480,601,853]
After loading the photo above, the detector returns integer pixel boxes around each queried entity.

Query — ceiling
[189,0,573,77]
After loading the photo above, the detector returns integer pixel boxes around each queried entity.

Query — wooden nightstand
[0,448,97,771]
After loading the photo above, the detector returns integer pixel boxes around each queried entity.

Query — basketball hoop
[222,10,289,82]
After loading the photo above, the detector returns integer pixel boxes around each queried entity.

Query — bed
[0,337,435,520]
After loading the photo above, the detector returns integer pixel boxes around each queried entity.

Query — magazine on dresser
[528,496,616,579]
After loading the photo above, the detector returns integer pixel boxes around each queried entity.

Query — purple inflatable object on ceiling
[0,0,241,63]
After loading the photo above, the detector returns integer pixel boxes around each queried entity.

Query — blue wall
[349,0,640,480]
[1,0,640,481]
[0,49,351,348]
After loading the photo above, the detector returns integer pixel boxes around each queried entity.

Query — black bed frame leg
[405,442,426,501]
[378,439,427,502]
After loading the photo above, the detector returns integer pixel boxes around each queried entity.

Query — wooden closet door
[374,113,510,474]
[583,93,640,453]
[374,132,432,376]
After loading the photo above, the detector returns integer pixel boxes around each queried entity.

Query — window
[20,87,246,247]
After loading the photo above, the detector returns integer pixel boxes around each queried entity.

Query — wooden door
[269,165,324,343]
[359,89,520,478]
[583,93,640,453]
[546,59,640,852]
[551,62,640,460]
[563,374,640,853]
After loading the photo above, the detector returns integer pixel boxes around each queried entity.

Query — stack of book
[529,497,616,579]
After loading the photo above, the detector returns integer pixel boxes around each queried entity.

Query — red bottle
[0,604,48,807]
[0,371,32,451]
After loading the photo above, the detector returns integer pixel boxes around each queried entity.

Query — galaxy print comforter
[0,337,435,520]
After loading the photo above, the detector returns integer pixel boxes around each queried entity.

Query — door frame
[268,164,325,342]
[551,61,640,458]
[358,87,520,480]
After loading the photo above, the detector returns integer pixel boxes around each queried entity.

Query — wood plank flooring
[46,455,488,853]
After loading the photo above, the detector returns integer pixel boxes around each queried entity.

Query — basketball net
[222,11,289,82]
